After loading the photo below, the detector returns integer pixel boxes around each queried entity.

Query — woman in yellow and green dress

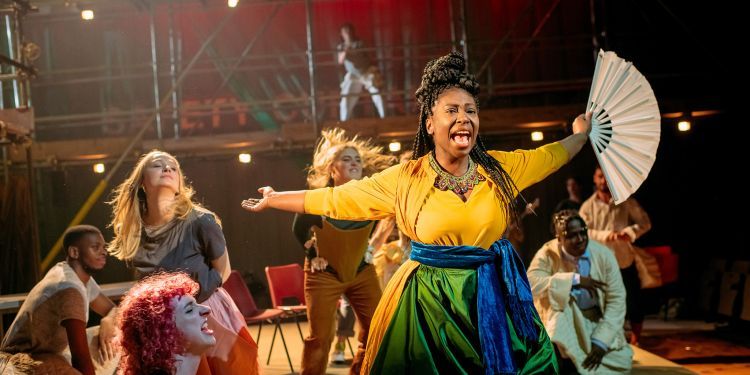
[242,52,592,374]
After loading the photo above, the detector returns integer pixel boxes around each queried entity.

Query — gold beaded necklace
[428,152,485,196]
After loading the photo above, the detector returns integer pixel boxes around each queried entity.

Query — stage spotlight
[388,141,401,153]
[93,163,105,174]
[531,131,544,141]
[227,0,239,8]
[678,120,691,132]
[238,153,252,164]
[81,10,94,20]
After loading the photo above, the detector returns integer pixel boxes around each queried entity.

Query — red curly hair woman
[117,272,216,375]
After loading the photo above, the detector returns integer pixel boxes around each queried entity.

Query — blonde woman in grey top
[108,150,259,375]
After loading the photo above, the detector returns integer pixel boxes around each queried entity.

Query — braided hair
[413,52,522,223]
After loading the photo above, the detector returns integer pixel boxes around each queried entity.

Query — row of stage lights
[525,119,691,142]
[79,0,239,21]
[90,121,692,173]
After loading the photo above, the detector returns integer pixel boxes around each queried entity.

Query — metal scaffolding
[23,0,595,144]
[1,0,40,282]
[15,0,601,269]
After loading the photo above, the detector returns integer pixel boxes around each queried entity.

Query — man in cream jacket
[528,210,632,374]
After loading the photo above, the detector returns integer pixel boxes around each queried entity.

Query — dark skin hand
[582,344,606,371]
[577,276,607,295]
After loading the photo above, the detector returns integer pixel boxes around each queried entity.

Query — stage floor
[256,317,748,374]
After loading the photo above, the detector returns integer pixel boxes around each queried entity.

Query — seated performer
[1,225,118,375]
[528,210,633,374]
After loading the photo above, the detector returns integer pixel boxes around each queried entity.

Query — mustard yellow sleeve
[488,142,569,192]
[304,164,400,220]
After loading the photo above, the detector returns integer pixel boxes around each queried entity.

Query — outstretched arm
[242,187,306,213]
[242,164,400,220]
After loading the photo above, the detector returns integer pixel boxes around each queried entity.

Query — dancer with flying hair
[243,52,592,374]
[291,128,395,374]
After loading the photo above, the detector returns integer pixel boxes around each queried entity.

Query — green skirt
[369,264,558,374]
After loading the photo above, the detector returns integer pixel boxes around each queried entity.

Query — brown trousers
[302,264,382,375]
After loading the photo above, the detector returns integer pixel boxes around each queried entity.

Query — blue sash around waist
[410,239,538,375]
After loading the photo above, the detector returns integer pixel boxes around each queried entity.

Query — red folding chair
[643,246,679,284]
[265,264,307,343]
[223,270,294,373]
[644,246,680,320]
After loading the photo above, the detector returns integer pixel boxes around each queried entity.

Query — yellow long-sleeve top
[305,142,569,250]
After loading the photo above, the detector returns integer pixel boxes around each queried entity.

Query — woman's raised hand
[573,112,592,135]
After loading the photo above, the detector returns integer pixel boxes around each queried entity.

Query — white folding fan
[587,50,661,205]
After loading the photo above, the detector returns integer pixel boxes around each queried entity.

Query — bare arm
[559,112,592,161]
[242,187,306,213]
[620,199,652,242]
[62,318,96,375]
[244,165,399,220]
[211,251,232,283]
[89,293,115,317]
[90,294,117,361]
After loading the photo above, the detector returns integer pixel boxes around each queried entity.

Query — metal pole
[0,17,4,109]
[475,0,535,79]
[402,26,411,114]
[168,0,179,138]
[600,0,610,51]
[4,14,18,108]
[176,8,183,138]
[458,0,468,65]
[304,0,318,133]
[212,2,286,96]
[448,0,457,52]
[23,73,31,108]
[2,146,8,185]
[497,0,560,83]
[12,4,27,108]
[149,4,162,139]
[26,145,40,281]
[588,0,599,60]
[41,9,238,271]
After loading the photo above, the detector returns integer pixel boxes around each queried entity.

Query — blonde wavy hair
[107,150,216,261]
[307,128,396,189]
